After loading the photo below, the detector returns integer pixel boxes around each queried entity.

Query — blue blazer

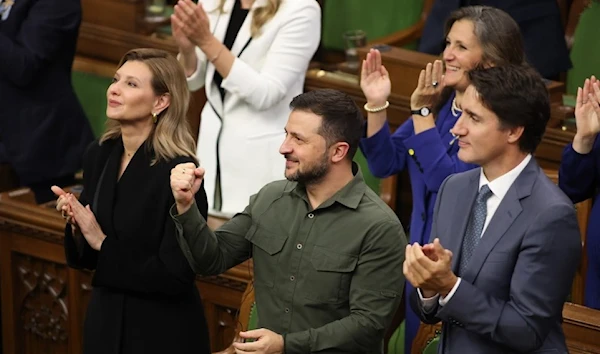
[0,0,93,185]
[418,0,571,79]
[559,139,600,310]
[359,94,477,353]
[412,158,581,353]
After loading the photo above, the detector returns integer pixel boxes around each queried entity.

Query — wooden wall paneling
[76,23,178,64]
[81,0,144,33]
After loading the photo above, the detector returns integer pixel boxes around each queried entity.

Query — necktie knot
[477,184,493,204]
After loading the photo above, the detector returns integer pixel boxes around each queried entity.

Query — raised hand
[573,76,600,154]
[410,60,444,110]
[360,49,391,108]
[171,11,195,54]
[66,195,106,251]
[172,0,212,49]
[51,185,77,225]
[171,162,204,214]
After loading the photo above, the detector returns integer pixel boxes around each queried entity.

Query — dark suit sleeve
[0,0,81,87]
[409,175,452,324]
[558,139,600,203]
[90,186,209,296]
[435,203,581,352]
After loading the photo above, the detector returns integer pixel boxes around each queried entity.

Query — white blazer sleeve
[181,46,208,92]
[220,1,321,111]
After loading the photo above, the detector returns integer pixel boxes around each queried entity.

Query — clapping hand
[403,238,456,298]
[574,77,600,143]
[410,60,444,110]
[51,185,77,226]
[64,195,106,251]
[360,48,391,109]
[171,0,212,49]
[171,162,204,214]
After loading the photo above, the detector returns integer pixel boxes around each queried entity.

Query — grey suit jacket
[410,158,581,353]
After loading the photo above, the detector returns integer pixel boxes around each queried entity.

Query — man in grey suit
[404,64,581,353]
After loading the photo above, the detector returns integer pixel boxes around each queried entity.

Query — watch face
[420,107,430,116]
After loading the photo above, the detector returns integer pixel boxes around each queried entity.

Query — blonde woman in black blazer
[52,48,210,354]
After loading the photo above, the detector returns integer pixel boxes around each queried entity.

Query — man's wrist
[439,274,458,297]
[176,201,194,215]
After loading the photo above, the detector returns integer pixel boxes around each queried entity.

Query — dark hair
[289,89,364,160]
[468,65,550,153]
[434,6,526,115]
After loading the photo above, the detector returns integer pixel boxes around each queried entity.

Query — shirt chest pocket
[305,246,358,304]
[245,225,287,288]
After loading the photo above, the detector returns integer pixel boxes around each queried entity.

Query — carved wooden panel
[12,253,69,354]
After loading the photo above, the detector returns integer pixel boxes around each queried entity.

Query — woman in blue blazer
[559,76,600,310]
[359,6,527,352]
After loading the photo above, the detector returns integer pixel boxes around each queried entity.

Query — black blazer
[0,0,93,185]
[64,138,211,354]
[418,0,571,79]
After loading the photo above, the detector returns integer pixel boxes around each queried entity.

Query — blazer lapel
[461,158,539,282]
[448,172,480,273]
[94,140,122,241]
[229,0,265,57]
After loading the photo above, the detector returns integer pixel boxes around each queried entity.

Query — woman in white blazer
[171,0,321,215]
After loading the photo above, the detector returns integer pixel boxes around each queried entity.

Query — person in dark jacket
[52,48,211,354]
[0,0,94,202]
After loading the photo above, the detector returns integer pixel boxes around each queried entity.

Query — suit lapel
[448,172,479,273]
[461,158,538,283]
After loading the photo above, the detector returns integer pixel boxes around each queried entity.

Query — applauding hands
[51,186,106,251]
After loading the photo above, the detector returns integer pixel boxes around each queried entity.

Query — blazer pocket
[245,224,287,288]
[305,246,358,303]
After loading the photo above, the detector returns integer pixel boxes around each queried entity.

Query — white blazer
[186,0,321,216]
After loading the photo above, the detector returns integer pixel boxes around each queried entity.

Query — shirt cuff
[439,277,461,306]
[417,288,440,313]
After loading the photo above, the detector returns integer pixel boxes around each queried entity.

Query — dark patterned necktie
[459,184,493,276]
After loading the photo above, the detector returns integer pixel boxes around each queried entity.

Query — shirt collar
[290,162,367,210]
[479,154,532,199]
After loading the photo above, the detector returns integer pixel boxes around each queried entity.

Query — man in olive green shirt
[170,89,406,353]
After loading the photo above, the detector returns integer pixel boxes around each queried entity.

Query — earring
[151,112,158,124]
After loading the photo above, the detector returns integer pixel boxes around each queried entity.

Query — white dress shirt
[419,154,532,309]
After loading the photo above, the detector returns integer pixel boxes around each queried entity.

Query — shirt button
[308,213,314,219]
[296,243,303,250]
[290,275,295,281]
[284,308,290,313]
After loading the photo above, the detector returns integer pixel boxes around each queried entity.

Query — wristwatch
[411,107,431,117]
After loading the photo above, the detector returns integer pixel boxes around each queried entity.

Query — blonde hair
[215,0,281,37]
[101,48,198,165]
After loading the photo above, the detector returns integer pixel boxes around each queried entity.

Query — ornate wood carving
[15,255,69,342]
